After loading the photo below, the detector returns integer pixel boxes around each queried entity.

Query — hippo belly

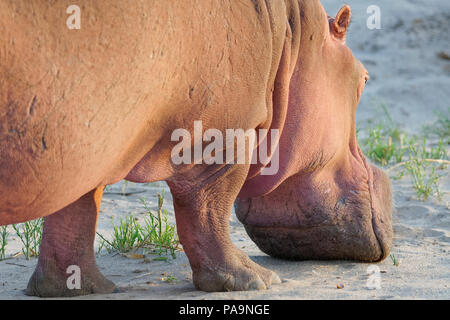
[0,0,276,225]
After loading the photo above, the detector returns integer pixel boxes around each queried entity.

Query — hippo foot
[26,263,116,297]
[192,249,281,292]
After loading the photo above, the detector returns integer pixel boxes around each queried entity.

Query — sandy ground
[0,0,449,299]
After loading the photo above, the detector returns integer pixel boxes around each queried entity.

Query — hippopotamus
[0,0,392,297]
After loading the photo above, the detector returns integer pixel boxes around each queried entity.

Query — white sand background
[0,0,449,299]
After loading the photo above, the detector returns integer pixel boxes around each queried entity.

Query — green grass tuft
[359,103,449,202]
[390,253,400,266]
[97,190,179,259]
[12,218,43,260]
[0,226,8,261]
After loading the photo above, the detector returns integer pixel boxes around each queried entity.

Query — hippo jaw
[236,153,393,262]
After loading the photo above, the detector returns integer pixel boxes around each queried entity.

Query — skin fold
[0,0,392,297]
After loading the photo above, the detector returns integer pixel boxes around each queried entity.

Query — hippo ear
[331,5,351,41]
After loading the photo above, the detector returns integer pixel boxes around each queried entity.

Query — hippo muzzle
[236,161,393,262]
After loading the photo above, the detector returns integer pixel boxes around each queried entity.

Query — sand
[0,0,449,300]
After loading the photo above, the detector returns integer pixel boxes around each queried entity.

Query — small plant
[425,139,448,161]
[97,215,143,253]
[359,102,449,202]
[162,274,177,283]
[360,103,407,167]
[0,226,8,260]
[139,191,179,258]
[390,253,400,266]
[386,139,448,201]
[361,123,408,167]
[403,142,445,201]
[363,126,396,166]
[97,189,179,259]
[12,218,43,260]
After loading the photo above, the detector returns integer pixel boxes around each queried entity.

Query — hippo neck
[242,0,302,195]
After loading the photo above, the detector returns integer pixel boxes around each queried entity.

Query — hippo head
[236,2,393,262]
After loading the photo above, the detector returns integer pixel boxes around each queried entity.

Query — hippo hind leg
[168,164,281,292]
[26,187,116,297]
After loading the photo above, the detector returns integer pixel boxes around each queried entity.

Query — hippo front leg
[26,187,115,297]
[169,164,281,292]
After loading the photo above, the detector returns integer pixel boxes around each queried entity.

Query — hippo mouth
[358,150,393,261]
[235,159,393,262]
